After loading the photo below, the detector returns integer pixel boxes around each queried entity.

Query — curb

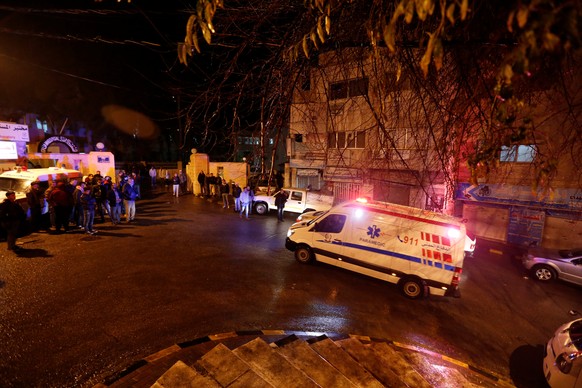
[99,329,513,387]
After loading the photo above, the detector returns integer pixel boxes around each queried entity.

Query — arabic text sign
[0,140,18,159]
[0,122,30,142]
[456,182,582,210]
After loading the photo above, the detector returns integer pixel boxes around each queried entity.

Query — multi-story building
[288,47,452,209]
[286,47,582,248]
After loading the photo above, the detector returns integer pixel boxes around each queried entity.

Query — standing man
[232,183,242,212]
[72,181,85,229]
[239,186,253,219]
[179,170,187,194]
[197,170,206,196]
[274,190,288,222]
[220,179,230,208]
[149,166,157,187]
[48,182,73,233]
[207,173,216,196]
[172,173,181,197]
[92,178,106,223]
[80,186,97,235]
[107,182,123,224]
[26,181,43,232]
[122,176,139,222]
[0,191,26,252]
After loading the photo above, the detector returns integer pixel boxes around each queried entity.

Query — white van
[285,198,467,299]
[543,318,582,388]
[0,167,83,214]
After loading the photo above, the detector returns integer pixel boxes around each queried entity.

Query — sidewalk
[473,237,528,260]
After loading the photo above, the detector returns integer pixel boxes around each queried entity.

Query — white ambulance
[0,167,83,215]
[285,198,467,299]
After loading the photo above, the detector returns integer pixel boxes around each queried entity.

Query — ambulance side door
[310,213,349,265]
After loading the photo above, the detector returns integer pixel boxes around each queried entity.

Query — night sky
[0,1,190,135]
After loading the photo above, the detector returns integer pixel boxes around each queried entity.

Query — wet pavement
[1,186,576,387]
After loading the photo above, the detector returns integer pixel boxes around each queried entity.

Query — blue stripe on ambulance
[313,240,454,290]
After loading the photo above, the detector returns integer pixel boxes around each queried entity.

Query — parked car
[253,188,333,216]
[522,247,582,286]
[543,318,582,387]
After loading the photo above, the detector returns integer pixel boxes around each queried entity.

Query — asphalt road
[1,186,581,387]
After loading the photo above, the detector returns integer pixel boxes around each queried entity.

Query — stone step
[148,335,503,388]
[396,348,486,388]
[309,337,384,387]
[150,360,219,388]
[232,337,318,387]
[196,343,269,387]
[273,335,355,387]
[336,337,412,387]
[368,341,432,388]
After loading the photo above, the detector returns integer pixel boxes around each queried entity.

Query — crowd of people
[195,170,289,220]
[0,168,145,251]
[2,166,287,252]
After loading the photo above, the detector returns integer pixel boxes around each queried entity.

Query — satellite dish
[96,142,105,150]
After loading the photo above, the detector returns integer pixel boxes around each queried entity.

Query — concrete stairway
[149,334,487,387]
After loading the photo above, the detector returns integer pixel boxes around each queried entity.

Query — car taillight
[451,267,462,287]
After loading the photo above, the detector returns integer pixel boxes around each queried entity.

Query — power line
[0,27,162,48]
[0,26,162,48]
[0,51,130,90]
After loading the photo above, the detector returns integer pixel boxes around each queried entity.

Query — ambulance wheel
[399,278,427,299]
[295,245,314,264]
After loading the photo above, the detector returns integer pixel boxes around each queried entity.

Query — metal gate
[333,182,362,204]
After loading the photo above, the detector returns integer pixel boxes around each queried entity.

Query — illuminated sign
[39,136,79,153]
[0,141,18,159]
[0,122,30,142]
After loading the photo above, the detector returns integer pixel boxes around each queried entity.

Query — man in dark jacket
[0,191,26,251]
[48,181,73,233]
[197,170,206,196]
[232,183,242,212]
[274,190,288,222]
[26,181,43,232]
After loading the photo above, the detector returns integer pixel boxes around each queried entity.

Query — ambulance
[0,167,83,216]
[285,198,467,299]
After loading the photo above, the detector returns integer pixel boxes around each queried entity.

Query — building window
[328,131,366,149]
[330,82,348,100]
[380,128,414,150]
[329,77,369,100]
[36,119,49,133]
[500,145,536,163]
